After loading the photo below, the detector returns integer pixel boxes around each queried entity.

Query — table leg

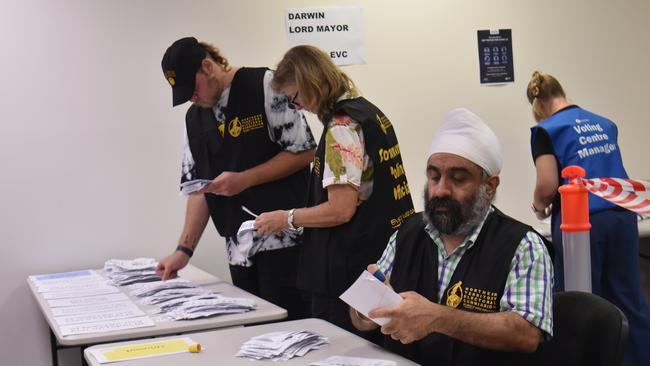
[49,329,59,366]
[81,346,88,366]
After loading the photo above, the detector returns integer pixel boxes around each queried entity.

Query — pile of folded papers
[128,278,256,320]
[104,258,256,320]
[236,330,329,361]
[103,258,160,286]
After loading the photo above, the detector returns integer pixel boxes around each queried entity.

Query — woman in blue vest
[527,70,650,366]
[255,45,415,337]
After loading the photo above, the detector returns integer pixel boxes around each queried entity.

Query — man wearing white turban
[350,108,554,366]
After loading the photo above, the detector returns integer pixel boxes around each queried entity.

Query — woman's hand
[255,210,289,236]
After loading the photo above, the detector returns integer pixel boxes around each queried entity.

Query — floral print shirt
[322,89,373,201]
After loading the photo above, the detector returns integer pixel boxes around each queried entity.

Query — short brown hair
[273,45,354,121]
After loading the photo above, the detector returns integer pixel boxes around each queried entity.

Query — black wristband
[175,245,194,258]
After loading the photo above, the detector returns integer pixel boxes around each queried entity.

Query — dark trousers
[229,245,309,320]
[552,209,650,366]
[311,293,383,345]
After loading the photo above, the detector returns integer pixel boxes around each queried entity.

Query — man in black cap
[156,37,316,319]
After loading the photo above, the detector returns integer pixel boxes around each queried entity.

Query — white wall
[1,1,648,365]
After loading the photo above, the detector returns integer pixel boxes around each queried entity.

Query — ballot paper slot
[30,267,156,337]
[31,259,258,337]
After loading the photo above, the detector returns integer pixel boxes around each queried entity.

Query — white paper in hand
[180,179,212,196]
[339,270,403,325]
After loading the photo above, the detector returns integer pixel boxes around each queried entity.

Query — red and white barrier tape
[574,177,650,217]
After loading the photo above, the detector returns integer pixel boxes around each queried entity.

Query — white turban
[427,108,502,176]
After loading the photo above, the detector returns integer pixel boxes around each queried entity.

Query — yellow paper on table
[89,337,200,363]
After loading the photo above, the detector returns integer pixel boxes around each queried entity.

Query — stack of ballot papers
[236,331,329,361]
[103,258,161,286]
[29,269,154,336]
[164,296,257,320]
[233,220,303,265]
[128,279,257,320]
[180,179,212,196]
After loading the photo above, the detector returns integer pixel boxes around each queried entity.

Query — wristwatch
[287,209,296,230]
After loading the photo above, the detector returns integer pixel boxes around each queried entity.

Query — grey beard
[423,184,492,236]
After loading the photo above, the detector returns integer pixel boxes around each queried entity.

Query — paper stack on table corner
[339,270,403,326]
[236,330,328,361]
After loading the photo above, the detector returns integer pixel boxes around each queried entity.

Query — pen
[241,205,258,218]
[373,270,386,283]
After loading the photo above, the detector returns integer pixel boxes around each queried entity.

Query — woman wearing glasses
[255,45,414,336]
[526,70,650,366]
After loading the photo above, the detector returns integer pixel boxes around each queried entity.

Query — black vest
[386,209,553,366]
[185,67,310,237]
[297,97,415,296]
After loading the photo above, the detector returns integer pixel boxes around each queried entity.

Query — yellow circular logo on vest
[165,70,176,86]
[228,117,242,137]
[446,281,464,308]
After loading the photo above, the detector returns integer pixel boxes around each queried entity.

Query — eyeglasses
[287,91,301,110]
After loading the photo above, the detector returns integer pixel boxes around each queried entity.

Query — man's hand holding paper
[339,270,402,326]
[369,291,440,344]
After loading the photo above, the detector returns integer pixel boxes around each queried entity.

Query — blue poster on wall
[477,29,514,84]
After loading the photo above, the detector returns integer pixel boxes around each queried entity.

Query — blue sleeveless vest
[530,107,628,214]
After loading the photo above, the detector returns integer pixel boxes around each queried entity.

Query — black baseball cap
[161,37,206,106]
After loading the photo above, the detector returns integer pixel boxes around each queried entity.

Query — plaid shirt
[377,207,554,337]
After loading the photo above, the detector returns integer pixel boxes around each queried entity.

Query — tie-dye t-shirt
[180,70,317,266]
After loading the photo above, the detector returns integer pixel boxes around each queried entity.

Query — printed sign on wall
[285,7,366,65]
[477,29,514,84]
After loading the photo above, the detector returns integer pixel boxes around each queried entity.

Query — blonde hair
[526,71,566,121]
[273,45,354,121]
[198,41,230,71]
